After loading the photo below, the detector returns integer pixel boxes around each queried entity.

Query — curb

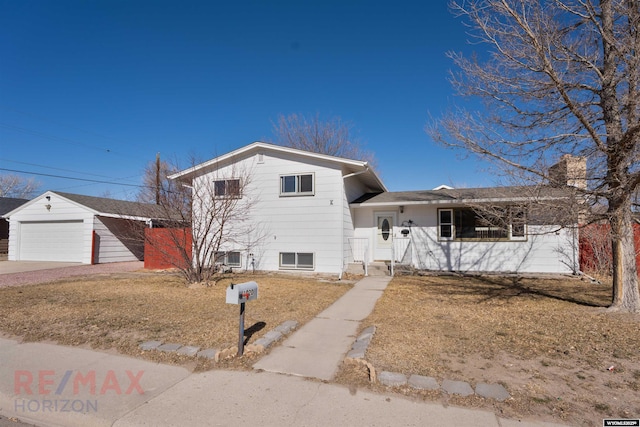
[138,320,299,362]
[344,325,511,402]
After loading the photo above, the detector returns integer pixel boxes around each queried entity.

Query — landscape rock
[351,338,370,350]
[475,383,510,401]
[245,344,264,354]
[441,379,474,397]
[139,340,162,351]
[197,349,218,360]
[378,371,407,387]
[253,337,271,348]
[408,375,439,391]
[346,348,366,359]
[157,343,182,353]
[357,325,376,341]
[274,320,298,334]
[262,330,283,343]
[176,345,200,357]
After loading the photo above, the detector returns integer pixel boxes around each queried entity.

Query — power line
[0,157,142,183]
[0,167,145,188]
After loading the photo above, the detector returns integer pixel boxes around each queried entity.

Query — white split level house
[170,142,581,276]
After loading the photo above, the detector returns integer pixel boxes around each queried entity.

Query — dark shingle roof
[52,192,170,219]
[0,197,29,216]
[351,185,572,205]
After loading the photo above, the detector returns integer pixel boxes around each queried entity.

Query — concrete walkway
[0,337,567,427]
[253,276,392,380]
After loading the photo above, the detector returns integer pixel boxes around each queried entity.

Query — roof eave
[351,195,568,208]
[169,141,373,181]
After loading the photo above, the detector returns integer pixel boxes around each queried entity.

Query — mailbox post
[225,281,258,356]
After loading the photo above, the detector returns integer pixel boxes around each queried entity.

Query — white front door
[374,213,395,261]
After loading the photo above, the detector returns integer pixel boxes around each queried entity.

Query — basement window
[279,252,314,270]
[214,251,241,267]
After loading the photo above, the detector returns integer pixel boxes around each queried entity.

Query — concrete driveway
[0,261,83,274]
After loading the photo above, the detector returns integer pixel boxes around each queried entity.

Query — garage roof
[2,191,173,222]
[0,197,29,216]
[53,192,168,219]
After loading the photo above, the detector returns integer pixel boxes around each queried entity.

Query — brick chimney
[549,154,587,189]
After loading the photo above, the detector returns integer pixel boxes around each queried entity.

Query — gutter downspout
[341,166,370,280]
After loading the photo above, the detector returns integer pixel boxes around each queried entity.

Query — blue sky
[1,0,493,199]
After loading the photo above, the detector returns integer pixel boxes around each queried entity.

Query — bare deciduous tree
[0,174,39,198]
[428,0,640,312]
[271,113,376,165]
[137,156,190,213]
[146,159,264,284]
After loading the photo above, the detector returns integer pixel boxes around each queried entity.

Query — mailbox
[226,281,258,305]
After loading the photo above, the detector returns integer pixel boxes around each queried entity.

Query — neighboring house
[171,142,580,276]
[0,197,30,260]
[3,191,167,264]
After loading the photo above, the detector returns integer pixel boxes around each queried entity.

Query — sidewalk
[253,275,392,380]
[0,338,566,427]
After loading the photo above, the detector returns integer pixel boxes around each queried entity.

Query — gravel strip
[0,261,144,288]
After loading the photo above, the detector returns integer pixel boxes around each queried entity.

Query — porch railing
[348,237,370,276]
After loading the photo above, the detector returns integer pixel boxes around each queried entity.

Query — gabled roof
[169,141,387,192]
[52,192,169,219]
[0,197,30,216]
[351,185,572,207]
[2,191,171,221]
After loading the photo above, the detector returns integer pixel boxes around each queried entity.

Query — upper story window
[214,179,241,198]
[438,207,527,241]
[280,173,314,196]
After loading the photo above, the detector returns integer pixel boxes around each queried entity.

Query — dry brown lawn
[3,269,639,425]
[336,274,640,426]
[0,271,351,370]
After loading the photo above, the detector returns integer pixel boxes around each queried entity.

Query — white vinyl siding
[192,151,345,273]
[93,216,144,263]
[353,205,575,274]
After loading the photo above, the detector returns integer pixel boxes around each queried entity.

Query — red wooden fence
[144,228,192,270]
[579,223,640,273]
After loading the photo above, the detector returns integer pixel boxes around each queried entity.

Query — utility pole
[155,152,161,205]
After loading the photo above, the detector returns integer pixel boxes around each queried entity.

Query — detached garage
[3,191,166,264]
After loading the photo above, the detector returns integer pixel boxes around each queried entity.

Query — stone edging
[344,325,511,402]
[138,320,298,362]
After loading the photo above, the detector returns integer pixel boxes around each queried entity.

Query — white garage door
[19,220,85,262]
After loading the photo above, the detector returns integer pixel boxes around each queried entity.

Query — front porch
[346,237,411,276]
